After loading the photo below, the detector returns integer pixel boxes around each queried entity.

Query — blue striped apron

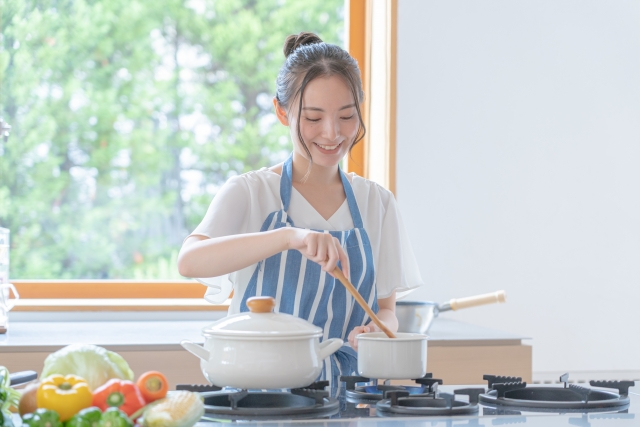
[240,154,379,395]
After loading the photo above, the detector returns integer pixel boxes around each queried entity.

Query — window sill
[10,280,231,312]
[13,298,230,312]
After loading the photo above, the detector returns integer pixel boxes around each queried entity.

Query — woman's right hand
[286,228,349,279]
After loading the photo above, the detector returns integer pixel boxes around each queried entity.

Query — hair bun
[283,32,323,58]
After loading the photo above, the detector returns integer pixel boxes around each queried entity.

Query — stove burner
[376,388,484,416]
[479,373,635,413]
[190,381,339,420]
[340,374,440,402]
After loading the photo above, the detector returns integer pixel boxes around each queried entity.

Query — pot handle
[318,338,344,361]
[446,290,506,311]
[180,340,210,362]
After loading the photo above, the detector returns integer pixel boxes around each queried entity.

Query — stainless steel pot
[397,290,506,334]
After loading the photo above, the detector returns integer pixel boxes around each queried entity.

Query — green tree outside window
[0,0,344,279]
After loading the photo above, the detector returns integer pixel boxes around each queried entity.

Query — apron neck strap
[280,153,364,229]
[339,167,364,229]
[280,154,294,212]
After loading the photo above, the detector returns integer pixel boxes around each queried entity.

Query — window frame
[344,0,397,195]
[12,0,397,312]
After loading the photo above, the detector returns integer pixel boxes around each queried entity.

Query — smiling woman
[176,28,419,395]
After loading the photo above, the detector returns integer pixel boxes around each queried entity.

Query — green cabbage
[41,344,134,390]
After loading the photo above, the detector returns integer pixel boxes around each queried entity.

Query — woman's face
[280,75,359,168]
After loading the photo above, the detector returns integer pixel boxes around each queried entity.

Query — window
[1,0,397,310]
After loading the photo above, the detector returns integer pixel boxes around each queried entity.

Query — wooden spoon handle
[333,267,396,339]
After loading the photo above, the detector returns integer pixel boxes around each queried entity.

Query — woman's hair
[275,32,366,170]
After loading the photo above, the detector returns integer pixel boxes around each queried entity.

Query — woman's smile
[313,141,343,154]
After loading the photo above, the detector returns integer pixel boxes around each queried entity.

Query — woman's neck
[290,151,341,186]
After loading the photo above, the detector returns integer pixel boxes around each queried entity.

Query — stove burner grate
[340,373,441,402]
[376,388,484,416]
[479,373,635,413]
[180,381,339,420]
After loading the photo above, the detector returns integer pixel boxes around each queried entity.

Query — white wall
[396,0,640,378]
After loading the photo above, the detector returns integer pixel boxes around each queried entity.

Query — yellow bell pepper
[37,374,93,421]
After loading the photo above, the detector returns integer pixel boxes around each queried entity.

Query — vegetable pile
[7,344,204,427]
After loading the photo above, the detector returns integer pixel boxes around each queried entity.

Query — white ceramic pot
[181,296,343,389]
[357,332,428,379]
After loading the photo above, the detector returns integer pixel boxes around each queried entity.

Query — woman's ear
[273,98,289,126]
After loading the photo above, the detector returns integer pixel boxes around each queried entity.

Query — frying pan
[396,290,506,334]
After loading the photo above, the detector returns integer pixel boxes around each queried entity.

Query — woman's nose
[323,118,340,141]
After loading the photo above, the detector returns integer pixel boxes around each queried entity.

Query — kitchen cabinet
[0,317,530,386]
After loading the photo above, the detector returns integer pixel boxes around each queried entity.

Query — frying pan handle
[9,370,38,386]
[446,290,506,311]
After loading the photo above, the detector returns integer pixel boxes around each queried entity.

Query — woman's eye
[305,117,321,122]
[341,115,355,120]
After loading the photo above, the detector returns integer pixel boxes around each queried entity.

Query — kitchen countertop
[0,317,529,353]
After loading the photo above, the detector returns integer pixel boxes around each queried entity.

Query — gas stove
[179,372,638,426]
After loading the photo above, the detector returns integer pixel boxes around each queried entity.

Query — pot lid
[202,296,323,338]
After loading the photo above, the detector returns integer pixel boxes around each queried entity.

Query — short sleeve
[375,193,424,300]
[189,175,250,304]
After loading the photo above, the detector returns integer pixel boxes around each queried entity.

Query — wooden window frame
[344,0,397,195]
[12,0,397,312]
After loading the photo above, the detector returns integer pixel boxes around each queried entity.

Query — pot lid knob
[246,296,275,313]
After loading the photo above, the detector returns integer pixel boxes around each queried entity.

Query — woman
[178,32,423,393]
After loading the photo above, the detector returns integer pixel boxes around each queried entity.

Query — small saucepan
[396,290,506,334]
[357,332,428,379]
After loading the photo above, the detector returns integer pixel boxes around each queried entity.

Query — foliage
[0,0,344,279]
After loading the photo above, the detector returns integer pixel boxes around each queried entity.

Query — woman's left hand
[348,324,377,350]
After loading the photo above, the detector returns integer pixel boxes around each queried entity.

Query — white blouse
[190,168,424,315]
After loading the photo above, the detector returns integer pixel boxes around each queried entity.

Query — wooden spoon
[332,267,396,339]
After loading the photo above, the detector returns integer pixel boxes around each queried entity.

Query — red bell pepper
[91,378,146,416]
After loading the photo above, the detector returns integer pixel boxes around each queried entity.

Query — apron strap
[280,154,294,212]
[280,153,365,229]
[339,168,364,229]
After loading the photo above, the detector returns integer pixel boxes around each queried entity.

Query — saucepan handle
[443,290,506,311]
[318,338,344,361]
[180,340,211,362]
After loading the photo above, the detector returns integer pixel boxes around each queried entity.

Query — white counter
[0,317,531,386]
[0,317,528,353]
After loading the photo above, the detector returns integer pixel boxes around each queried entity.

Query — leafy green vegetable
[41,345,133,391]
[0,366,20,426]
